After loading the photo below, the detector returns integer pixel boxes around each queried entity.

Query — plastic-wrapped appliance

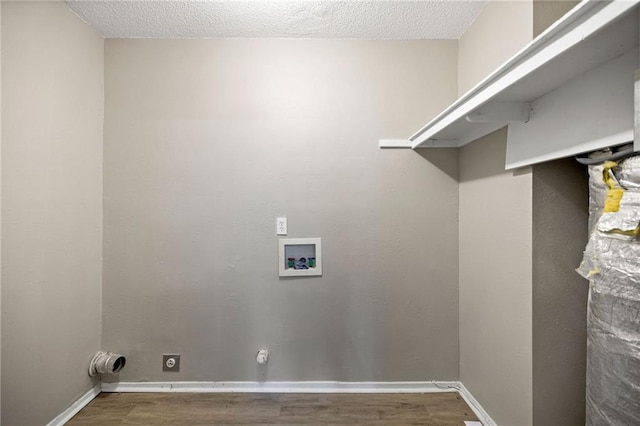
[577,155,640,425]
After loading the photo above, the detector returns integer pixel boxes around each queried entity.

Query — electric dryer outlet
[163,354,180,372]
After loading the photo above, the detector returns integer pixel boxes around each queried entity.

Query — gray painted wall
[0,3,590,424]
[457,3,535,425]
[457,3,589,424]
[533,0,580,38]
[459,129,533,426]
[1,2,104,424]
[457,0,533,97]
[532,159,588,426]
[102,39,460,382]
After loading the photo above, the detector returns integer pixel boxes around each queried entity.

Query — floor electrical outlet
[163,354,180,372]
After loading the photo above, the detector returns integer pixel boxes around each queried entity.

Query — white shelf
[382,0,640,162]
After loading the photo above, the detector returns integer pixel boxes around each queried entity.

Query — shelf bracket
[465,102,531,124]
[379,139,413,149]
[415,139,460,148]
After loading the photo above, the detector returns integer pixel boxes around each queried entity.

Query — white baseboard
[101,380,496,425]
[101,380,461,393]
[456,382,498,426]
[46,385,100,426]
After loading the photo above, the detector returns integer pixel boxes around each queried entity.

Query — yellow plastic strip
[602,161,623,213]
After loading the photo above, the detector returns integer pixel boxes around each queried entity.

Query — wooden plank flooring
[68,392,479,425]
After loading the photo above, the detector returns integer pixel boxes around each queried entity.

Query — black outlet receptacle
[163,354,180,372]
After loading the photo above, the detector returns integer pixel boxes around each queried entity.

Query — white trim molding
[101,380,496,425]
[46,385,100,426]
[101,380,460,393]
[456,382,498,426]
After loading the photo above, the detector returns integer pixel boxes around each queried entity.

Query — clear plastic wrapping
[586,163,607,232]
[578,156,640,425]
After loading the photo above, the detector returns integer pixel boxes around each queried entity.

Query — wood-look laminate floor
[68,392,479,425]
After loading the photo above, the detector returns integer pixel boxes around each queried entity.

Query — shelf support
[416,139,460,148]
[465,102,530,123]
[379,139,461,149]
[379,139,413,149]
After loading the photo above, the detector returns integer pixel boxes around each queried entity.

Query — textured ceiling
[64,1,487,39]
